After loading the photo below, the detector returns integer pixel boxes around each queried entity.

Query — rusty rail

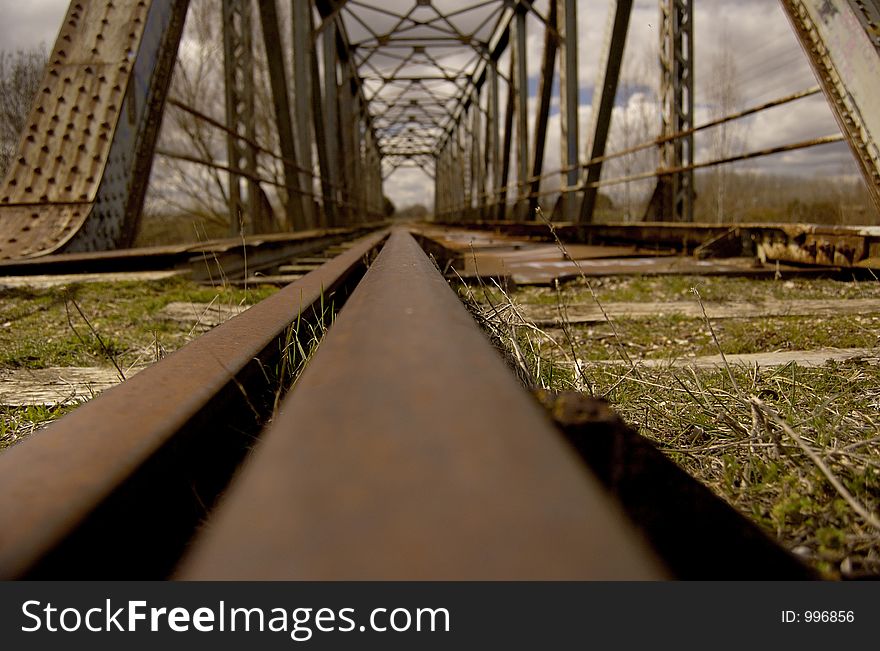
[0,226,821,579]
[0,229,388,578]
[176,229,667,579]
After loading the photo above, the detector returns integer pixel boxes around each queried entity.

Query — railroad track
[0,227,817,579]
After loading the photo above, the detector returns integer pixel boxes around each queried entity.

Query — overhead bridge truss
[0,0,880,259]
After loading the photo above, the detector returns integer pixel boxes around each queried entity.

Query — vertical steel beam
[472,96,483,220]
[322,20,341,225]
[352,94,366,220]
[338,64,356,224]
[223,0,260,235]
[647,0,694,222]
[558,0,580,222]
[514,6,530,221]
[486,59,501,220]
[580,0,633,223]
[528,1,559,221]
[292,0,316,228]
[499,55,516,221]
[310,35,333,228]
[257,0,303,231]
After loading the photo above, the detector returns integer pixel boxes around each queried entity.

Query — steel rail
[0,229,389,578]
[177,229,668,579]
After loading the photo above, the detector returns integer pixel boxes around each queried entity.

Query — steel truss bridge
[0,0,879,579]
[0,0,879,257]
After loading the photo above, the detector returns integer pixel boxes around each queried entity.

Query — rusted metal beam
[646,0,694,222]
[178,230,668,580]
[498,55,515,221]
[0,0,189,256]
[527,1,559,220]
[293,0,317,228]
[222,0,261,235]
[558,0,580,222]
[514,6,530,221]
[580,0,633,223]
[779,0,880,214]
[0,230,388,578]
[257,0,304,230]
[322,20,341,226]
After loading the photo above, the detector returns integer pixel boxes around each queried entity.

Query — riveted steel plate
[0,0,186,256]
[0,1,149,206]
[0,205,88,259]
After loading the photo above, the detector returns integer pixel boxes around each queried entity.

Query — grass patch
[594,361,880,578]
[462,273,880,578]
[0,277,279,370]
[553,314,880,361]
[0,404,78,451]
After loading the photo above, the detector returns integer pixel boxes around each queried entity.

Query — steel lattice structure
[0,0,879,258]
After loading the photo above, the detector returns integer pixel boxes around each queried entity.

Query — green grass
[554,314,880,361]
[592,361,880,578]
[0,277,279,370]
[462,273,880,578]
[0,404,78,451]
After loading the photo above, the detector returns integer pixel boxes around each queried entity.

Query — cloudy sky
[0,0,858,210]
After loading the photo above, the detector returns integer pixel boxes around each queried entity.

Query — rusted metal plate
[755,225,869,267]
[177,230,667,580]
[0,0,188,254]
[0,205,87,260]
[0,229,387,578]
[0,0,149,206]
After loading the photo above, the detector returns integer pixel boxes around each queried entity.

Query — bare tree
[0,47,47,180]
